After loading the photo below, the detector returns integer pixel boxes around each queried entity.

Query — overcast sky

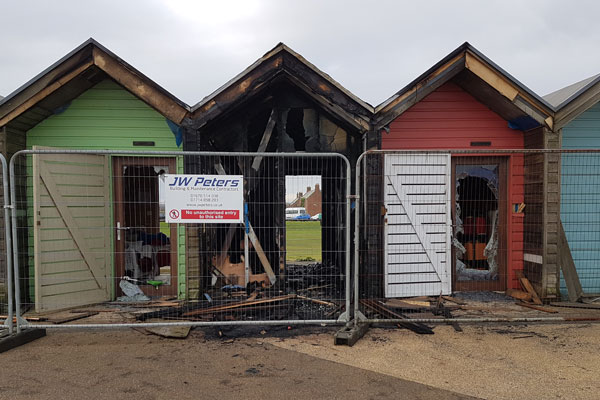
[1,0,600,106]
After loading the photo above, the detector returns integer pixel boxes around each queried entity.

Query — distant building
[288,184,321,217]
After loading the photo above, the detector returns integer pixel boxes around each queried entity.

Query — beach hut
[545,74,600,298]
[368,43,559,300]
[0,39,189,311]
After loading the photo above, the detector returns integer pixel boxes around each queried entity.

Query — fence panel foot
[0,328,46,353]
[334,321,369,346]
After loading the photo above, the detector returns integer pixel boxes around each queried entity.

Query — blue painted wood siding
[561,101,600,295]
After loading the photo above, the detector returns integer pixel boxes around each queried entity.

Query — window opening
[454,164,499,281]
[285,175,322,263]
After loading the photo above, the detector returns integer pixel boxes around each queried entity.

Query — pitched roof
[374,42,554,131]
[0,38,189,130]
[544,72,600,130]
[189,42,373,132]
[544,74,600,108]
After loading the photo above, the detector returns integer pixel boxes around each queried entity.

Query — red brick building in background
[289,184,322,217]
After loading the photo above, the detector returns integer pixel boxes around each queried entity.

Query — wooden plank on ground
[506,289,532,302]
[49,311,99,324]
[361,299,434,334]
[550,302,600,310]
[515,302,557,313]
[182,295,296,317]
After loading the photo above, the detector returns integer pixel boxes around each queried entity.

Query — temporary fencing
[353,149,600,326]
[4,148,600,334]
[9,150,351,331]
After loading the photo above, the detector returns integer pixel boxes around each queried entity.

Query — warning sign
[162,174,244,224]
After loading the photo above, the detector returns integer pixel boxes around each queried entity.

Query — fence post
[9,153,21,333]
[0,154,13,334]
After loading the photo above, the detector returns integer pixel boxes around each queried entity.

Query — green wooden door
[33,153,111,312]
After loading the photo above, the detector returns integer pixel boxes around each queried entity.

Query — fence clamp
[347,194,359,200]
[3,204,14,210]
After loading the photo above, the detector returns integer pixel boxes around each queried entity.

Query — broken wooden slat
[517,274,543,305]
[559,222,584,302]
[506,289,532,302]
[296,295,337,307]
[251,108,276,171]
[183,295,296,317]
[247,222,276,284]
[515,302,557,313]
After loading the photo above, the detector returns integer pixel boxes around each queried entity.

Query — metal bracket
[337,311,349,323]
[4,315,27,330]
[3,204,14,209]
[347,194,359,200]
[355,311,367,321]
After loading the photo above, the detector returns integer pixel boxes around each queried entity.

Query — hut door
[452,157,507,291]
[113,157,178,297]
[33,152,111,312]
[383,153,452,297]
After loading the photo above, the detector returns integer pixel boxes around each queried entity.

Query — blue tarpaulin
[166,119,183,147]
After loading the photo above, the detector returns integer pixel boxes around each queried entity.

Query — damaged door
[33,152,111,312]
[113,157,178,297]
[452,157,507,291]
[383,153,452,297]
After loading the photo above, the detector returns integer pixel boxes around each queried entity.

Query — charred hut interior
[182,80,367,310]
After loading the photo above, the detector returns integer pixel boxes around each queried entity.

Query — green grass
[286,221,322,262]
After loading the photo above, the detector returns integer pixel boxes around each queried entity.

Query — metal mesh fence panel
[354,149,599,326]
[10,150,350,330]
[560,151,600,297]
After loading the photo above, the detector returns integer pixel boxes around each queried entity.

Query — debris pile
[128,264,345,323]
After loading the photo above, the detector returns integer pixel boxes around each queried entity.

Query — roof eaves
[375,42,555,115]
[89,39,190,111]
[0,38,190,125]
[375,42,471,113]
[0,38,96,108]
[465,44,555,113]
[190,44,287,113]
[191,43,374,114]
[280,44,374,113]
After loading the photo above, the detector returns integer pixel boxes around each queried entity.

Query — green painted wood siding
[561,101,600,295]
[26,79,186,300]
[27,79,180,150]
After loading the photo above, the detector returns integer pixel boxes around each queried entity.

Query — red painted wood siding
[382,82,524,289]
[382,82,524,149]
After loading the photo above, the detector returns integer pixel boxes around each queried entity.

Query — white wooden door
[33,152,111,312]
[384,153,452,297]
